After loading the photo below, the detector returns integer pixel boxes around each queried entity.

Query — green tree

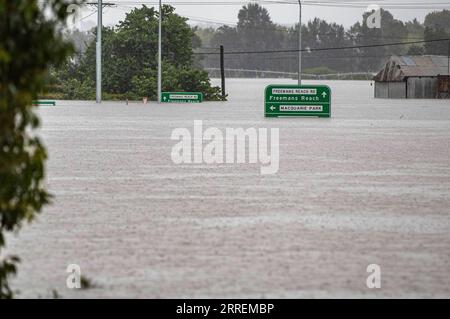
[349,9,408,71]
[407,45,425,55]
[205,3,288,75]
[0,0,75,298]
[424,10,450,55]
[405,18,425,41]
[288,18,350,73]
[404,18,425,55]
[425,10,450,32]
[59,5,222,101]
[208,25,239,70]
[236,3,284,71]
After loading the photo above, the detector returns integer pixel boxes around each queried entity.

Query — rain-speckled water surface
[6,79,450,298]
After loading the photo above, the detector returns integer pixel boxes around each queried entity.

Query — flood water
[6,79,450,298]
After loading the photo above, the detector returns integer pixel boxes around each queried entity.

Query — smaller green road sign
[32,100,56,106]
[161,92,203,103]
[265,85,331,118]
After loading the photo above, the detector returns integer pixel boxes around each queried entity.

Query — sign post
[265,85,331,118]
[161,92,203,103]
[96,0,102,104]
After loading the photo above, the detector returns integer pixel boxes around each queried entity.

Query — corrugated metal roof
[374,55,450,82]
[402,56,415,66]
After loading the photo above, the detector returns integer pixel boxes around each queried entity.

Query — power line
[39,0,450,9]
[77,9,98,22]
[86,2,116,8]
[186,16,425,40]
[204,54,395,61]
[112,5,425,41]
[193,38,450,55]
[105,0,450,9]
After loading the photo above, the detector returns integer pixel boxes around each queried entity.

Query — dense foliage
[0,0,74,298]
[424,10,450,55]
[50,5,223,101]
[198,5,450,76]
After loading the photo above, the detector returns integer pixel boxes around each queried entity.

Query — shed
[374,55,450,99]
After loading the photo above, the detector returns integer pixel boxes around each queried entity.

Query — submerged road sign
[162,92,203,103]
[265,85,331,118]
[32,100,56,106]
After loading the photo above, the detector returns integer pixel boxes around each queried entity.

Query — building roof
[374,55,450,82]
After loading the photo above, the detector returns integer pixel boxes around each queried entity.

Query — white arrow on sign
[270,106,276,111]
[322,92,327,98]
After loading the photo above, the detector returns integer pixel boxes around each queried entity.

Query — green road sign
[161,92,203,103]
[32,100,56,106]
[265,85,331,118]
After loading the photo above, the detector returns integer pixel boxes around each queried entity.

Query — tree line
[47,4,450,100]
[196,4,450,76]
[47,5,223,101]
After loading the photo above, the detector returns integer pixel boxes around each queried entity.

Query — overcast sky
[77,0,450,31]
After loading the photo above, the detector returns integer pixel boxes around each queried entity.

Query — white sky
[77,0,450,31]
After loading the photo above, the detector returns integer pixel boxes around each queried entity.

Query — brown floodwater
[6,79,450,298]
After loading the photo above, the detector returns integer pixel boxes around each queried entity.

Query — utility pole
[298,0,302,85]
[96,0,102,103]
[220,45,226,100]
[87,1,115,104]
[158,0,162,103]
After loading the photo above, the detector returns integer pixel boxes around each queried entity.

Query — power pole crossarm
[86,2,115,6]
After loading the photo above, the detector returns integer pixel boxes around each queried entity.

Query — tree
[207,26,239,70]
[57,5,222,101]
[288,18,350,73]
[0,0,75,298]
[349,9,408,71]
[425,10,450,32]
[404,18,425,55]
[424,10,450,55]
[405,18,425,41]
[198,7,450,76]
[205,3,288,75]
[236,3,284,71]
[407,45,425,55]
